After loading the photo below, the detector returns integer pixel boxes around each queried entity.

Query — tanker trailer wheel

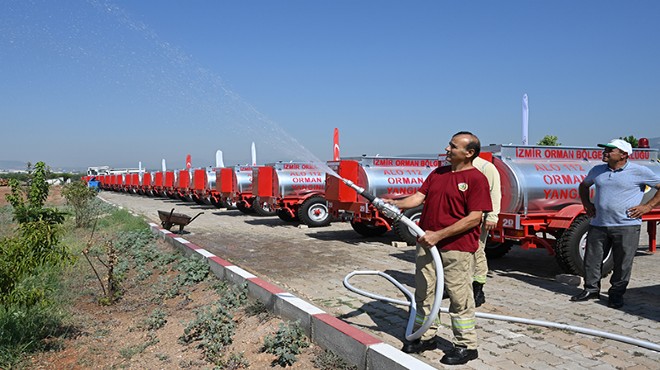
[350,221,388,237]
[210,196,227,209]
[393,205,424,246]
[253,199,277,217]
[277,209,299,222]
[192,194,205,205]
[556,215,613,277]
[236,201,255,214]
[298,196,332,227]
[485,241,514,259]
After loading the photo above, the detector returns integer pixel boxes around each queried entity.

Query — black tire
[236,201,255,214]
[350,221,388,237]
[485,241,513,259]
[393,205,424,246]
[210,196,227,209]
[555,215,613,277]
[192,194,205,205]
[253,199,277,217]
[277,209,299,222]
[297,196,331,227]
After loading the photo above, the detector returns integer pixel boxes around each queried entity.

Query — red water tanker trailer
[217,165,260,214]
[253,161,330,226]
[129,173,140,194]
[175,169,194,202]
[190,167,217,205]
[483,144,660,276]
[119,174,129,192]
[138,172,152,196]
[98,175,108,190]
[163,170,178,199]
[151,171,164,197]
[326,156,439,244]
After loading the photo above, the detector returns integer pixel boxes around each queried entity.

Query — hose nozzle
[341,177,401,219]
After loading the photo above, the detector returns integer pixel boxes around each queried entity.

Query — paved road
[100,191,660,369]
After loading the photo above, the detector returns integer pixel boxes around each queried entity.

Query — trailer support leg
[648,220,657,253]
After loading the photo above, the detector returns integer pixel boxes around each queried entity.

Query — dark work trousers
[583,225,641,298]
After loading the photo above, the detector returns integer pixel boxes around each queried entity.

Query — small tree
[619,135,639,148]
[1,161,72,306]
[5,162,65,225]
[62,181,98,227]
[537,135,561,146]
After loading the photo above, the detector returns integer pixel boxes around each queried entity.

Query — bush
[0,285,68,367]
[62,181,97,228]
[262,321,309,367]
[0,161,73,367]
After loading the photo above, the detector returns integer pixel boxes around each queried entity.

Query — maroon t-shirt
[418,166,492,252]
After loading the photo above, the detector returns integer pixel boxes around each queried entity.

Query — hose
[340,179,660,352]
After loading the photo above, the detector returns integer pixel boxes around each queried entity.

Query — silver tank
[266,161,327,198]
[207,168,217,190]
[234,165,254,193]
[487,145,660,214]
[340,156,440,199]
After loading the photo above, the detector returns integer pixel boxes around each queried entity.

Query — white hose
[344,215,443,341]
[343,214,660,352]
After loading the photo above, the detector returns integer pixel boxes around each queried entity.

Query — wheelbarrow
[157,208,204,234]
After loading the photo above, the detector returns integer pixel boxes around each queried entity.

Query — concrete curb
[149,223,437,370]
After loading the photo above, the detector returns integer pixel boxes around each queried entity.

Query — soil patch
[27,234,328,369]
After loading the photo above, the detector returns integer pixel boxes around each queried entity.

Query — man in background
[571,139,660,308]
[471,155,501,307]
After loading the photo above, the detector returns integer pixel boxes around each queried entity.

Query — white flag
[522,94,529,145]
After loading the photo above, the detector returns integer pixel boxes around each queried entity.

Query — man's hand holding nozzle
[383,199,397,207]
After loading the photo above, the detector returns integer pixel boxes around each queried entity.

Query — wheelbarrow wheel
[162,221,173,230]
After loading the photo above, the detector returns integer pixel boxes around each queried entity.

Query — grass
[313,349,358,370]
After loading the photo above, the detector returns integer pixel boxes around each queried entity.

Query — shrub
[62,181,97,228]
[0,290,68,367]
[262,321,309,367]
[1,161,73,307]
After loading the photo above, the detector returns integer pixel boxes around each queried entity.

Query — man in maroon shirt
[388,131,492,365]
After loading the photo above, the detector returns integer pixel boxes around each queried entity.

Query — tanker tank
[483,144,660,277]
[486,145,660,215]
[254,161,330,225]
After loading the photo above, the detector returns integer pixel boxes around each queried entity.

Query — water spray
[339,177,660,352]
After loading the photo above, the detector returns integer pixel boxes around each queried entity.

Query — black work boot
[440,346,478,365]
[473,281,485,307]
[400,338,437,354]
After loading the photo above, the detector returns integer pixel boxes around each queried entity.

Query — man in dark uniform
[388,131,492,365]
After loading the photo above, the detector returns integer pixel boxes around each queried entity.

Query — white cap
[597,139,633,155]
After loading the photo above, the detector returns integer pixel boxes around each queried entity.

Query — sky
[1,0,659,170]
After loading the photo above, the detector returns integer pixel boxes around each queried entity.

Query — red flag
[186,154,192,169]
[333,128,340,161]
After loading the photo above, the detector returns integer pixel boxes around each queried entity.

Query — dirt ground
[27,236,323,369]
[0,184,64,207]
[1,186,332,369]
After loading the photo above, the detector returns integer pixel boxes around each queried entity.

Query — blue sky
[1,0,659,170]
